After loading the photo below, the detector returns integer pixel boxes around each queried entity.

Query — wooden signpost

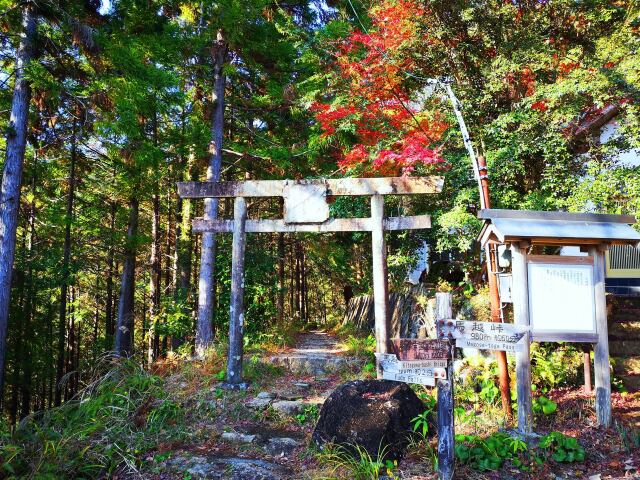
[437,320,528,353]
[178,176,443,388]
[376,342,449,386]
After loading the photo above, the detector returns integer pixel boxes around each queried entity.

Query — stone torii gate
[178,176,443,388]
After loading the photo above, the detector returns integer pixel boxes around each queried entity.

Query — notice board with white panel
[527,255,596,342]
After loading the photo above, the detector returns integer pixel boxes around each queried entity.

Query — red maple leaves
[312,0,447,176]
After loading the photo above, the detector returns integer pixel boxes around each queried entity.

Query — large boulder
[311,379,427,461]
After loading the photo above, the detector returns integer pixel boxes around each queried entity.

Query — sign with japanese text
[437,320,528,353]
[375,353,446,386]
[390,338,451,360]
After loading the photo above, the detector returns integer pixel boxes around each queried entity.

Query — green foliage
[436,194,483,254]
[342,334,376,362]
[295,404,319,426]
[468,287,492,323]
[0,359,186,478]
[411,410,431,439]
[455,431,584,472]
[531,343,584,392]
[533,396,558,416]
[242,355,285,382]
[455,432,529,471]
[538,432,586,463]
[615,421,640,453]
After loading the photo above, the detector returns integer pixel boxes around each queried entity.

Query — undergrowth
[315,443,398,480]
[0,357,186,478]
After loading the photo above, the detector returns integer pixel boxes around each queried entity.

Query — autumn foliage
[313,0,447,176]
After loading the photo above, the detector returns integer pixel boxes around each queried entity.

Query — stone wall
[343,284,437,339]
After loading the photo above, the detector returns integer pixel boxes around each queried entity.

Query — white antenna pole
[441,82,487,210]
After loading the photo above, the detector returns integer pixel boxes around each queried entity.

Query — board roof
[478,209,640,247]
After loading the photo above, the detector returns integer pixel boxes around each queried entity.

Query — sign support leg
[225,197,248,389]
[436,292,454,480]
[590,245,611,427]
[510,242,532,435]
[371,194,390,377]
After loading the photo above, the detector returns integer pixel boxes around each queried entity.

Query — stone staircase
[268,331,355,375]
[608,295,640,391]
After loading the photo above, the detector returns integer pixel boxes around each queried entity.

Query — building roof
[478,209,640,247]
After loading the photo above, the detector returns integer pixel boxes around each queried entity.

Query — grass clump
[0,357,187,478]
[315,443,398,480]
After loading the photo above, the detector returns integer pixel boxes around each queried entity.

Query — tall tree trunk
[295,242,301,317]
[114,197,139,356]
[20,159,37,419]
[195,31,228,356]
[148,191,161,364]
[9,262,25,425]
[277,233,285,325]
[93,279,99,364]
[104,202,116,351]
[55,120,77,406]
[289,242,295,316]
[74,297,81,397]
[0,3,37,399]
[172,188,192,350]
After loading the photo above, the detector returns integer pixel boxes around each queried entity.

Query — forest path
[268,330,352,376]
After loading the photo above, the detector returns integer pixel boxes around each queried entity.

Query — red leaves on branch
[311,103,356,137]
[313,0,447,175]
[531,100,548,112]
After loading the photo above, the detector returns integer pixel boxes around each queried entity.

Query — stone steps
[609,321,640,339]
[613,356,640,391]
[268,331,357,375]
[609,340,640,357]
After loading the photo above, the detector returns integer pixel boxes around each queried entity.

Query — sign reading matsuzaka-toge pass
[437,320,528,353]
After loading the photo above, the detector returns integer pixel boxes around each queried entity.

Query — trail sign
[390,338,451,360]
[381,339,451,387]
[437,320,528,353]
[375,353,447,386]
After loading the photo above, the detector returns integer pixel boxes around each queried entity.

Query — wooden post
[590,245,611,427]
[583,345,592,394]
[371,194,390,377]
[225,197,248,388]
[436,292,455,480]
[510,242,532,435]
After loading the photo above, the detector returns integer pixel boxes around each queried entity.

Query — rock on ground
[271,400,305,415]
[246,397,273,410]
[220,432,257,444]
[312,379,427,461]
[170,455,292,480]
[264,437,302,457]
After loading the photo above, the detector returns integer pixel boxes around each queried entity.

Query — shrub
[538,432,585,463]
[531,343,583,391]
[455,432,528,471]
